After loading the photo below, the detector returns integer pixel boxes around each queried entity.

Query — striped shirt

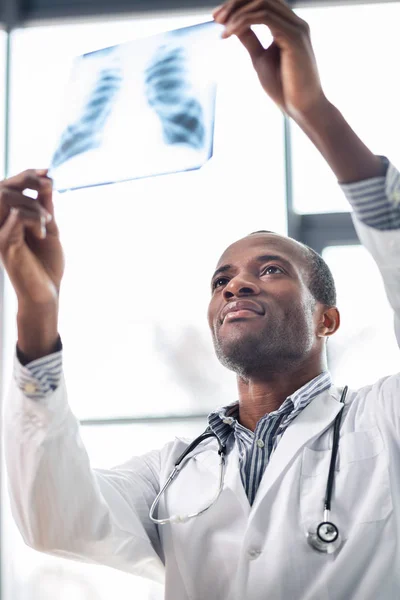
[341,155,400,230]
[208,372,331,504]
[13,155,400,500]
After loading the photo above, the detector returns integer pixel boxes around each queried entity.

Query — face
[207,233,324,379]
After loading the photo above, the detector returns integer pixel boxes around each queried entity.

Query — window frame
[284,117,358,255]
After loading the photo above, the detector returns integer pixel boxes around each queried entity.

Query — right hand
[213,0,326,119]
[0,169,64,307]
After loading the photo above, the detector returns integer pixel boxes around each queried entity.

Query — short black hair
[249,230,337,307]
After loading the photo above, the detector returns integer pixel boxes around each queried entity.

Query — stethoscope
[149,386,348,555]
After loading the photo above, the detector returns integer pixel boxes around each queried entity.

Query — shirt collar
[289,370,332,412]
[208,371,332,442]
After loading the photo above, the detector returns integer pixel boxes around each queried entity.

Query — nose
[223,274,260,300]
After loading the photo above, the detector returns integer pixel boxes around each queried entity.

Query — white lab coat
[4,215,400,600]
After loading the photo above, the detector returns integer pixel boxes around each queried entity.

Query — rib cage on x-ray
[50,63,123,169]
[49,23,217,188]
[144,44,206,150]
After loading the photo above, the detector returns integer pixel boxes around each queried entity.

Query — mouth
[220,300,264,324]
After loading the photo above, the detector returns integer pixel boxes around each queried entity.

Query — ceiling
[1,0,394,29]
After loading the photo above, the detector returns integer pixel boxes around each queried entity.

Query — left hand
[213,0,327,119]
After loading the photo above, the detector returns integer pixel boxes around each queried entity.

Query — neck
[236,363,327,432]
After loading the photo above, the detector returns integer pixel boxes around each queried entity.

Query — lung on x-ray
[48,21,221,192]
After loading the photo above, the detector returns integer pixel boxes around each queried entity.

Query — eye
[212,277,229,291]
[261,265,284,275]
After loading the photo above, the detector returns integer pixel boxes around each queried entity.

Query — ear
[317,307,340,338]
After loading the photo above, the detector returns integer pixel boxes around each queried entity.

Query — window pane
[323,245,399,388]
[0,29,5,179]
[81,419,205,468]
[2,420,203,600]
[291,2,400,214]
[5,15,286,420]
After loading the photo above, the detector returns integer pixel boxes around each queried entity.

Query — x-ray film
[48,21,222,191]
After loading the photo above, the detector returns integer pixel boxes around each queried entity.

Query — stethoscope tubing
[149,385,349,554]
[324,386,348,511]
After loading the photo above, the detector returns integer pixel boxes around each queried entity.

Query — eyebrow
[211,254,293,283]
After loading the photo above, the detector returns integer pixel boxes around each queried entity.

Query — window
[2,419,203,600]
[6,14,286,420]
[291,2,400,214]
[323,245,399,388]
[2,11,286,600]
[0,29,5,180]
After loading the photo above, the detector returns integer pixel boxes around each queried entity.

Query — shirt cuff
[340,156,400,230]
[14,339,63,400]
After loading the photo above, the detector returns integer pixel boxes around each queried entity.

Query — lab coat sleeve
[351,218,400,348]
[350,209,400,435]
[337,158,400,346]
[3,358,165,584]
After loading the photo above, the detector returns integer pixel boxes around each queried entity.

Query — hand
[213,0,327,118]
[0,169,64,307]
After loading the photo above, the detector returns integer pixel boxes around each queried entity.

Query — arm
[213,0,385,184]
[292,100,386,184]
[5,350,164,581]
[213,0,400,334]
[0,170,164,580]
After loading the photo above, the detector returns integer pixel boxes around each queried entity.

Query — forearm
[5,381,106,551]
[17,301,60,362]
[293,98,386,184]
[4,374,164,578]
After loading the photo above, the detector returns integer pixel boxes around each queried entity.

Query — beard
[212,304,315,379]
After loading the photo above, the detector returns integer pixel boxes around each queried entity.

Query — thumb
[236,28,265,63]
[37,177,59,236]
[37,175,54,215]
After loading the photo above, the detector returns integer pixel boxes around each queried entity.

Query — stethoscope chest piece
[307,521,341,554]
[305,385,348,555]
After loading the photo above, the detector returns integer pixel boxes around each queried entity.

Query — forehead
[216,233,307,269]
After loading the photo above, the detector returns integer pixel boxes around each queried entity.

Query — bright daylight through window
[2,11,285,600]
[292,2,400,214]
[1,1,400,598]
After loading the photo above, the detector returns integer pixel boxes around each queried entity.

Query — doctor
[2,0,400,598]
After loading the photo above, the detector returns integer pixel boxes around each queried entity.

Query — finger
[224,7,302,40]
[213,0,250,23]
[0,187,52,228]
[222,0,304,34]
[213,2,237,21]
[236,28,265,61]
[2,169,54,229]
[260,0,306,28]
[0,208,25,257]
[36,177,58,236]
[222,9,269,38]
[3,168,49,193]
[212,3,227,17]
[10,206,47,240]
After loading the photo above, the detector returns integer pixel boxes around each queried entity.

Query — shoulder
[333,375,400,433]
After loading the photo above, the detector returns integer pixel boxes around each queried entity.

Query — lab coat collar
[191,386,344,517]
[250,385,344,514]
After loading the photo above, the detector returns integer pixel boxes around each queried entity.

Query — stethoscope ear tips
[307,521,341,554]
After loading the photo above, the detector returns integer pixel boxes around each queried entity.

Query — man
[2,1,400,599]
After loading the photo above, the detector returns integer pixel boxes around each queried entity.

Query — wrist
[289,94,336,132]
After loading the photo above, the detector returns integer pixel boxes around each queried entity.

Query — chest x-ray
[49,21,222,192]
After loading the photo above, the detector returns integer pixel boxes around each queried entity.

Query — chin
[217,322,265,346]
[214,330,268,376]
